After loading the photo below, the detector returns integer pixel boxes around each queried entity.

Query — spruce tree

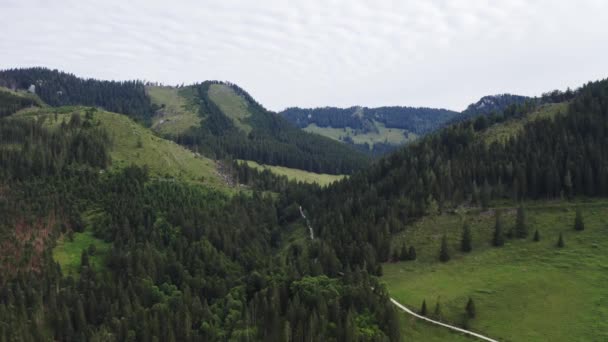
[391,248,400,262]
[481,179,491,210]
[439,235,450,262]
[515,205,528,238]
[533,229,540,242]
[492,211,505,247]
[420,299,427,316]
[408,246,417,261]
[465,297,476,319]
[434,299,442,320]
[461,222,472,252]
[399,243,409,261]
[574,209,585,231]
[557,232,565,248]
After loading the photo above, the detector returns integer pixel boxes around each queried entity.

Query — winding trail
[299,204,496,341]
[299,205,314,240]
[390,298,499,342]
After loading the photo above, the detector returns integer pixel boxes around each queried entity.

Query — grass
[304,121,416,149]
[240,160,345,186]
[0,86,47,107]
[53,228,110,277]
[398,313,473,342]
[16,107,228,190]
[147,86,201,135]
[382,199,608,341]
[207,84,253,133]
[481,102,568,145]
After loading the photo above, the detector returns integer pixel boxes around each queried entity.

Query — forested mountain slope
[14,106,226,189]
[0,106,400,340]
[0,68,369,174]
[166,81,370,174]
[281,106,457,155]
[454,94,530,123]
[286,77,608,277]
[0,68,155,123]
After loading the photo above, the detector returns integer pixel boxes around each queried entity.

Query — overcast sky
[1,0,607,111]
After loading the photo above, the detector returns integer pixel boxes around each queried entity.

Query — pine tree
[515,205,528,238]
[439,235,450,262]
[533,229,540,242]
[466,298,476,319]
[557,232,565,248]
[574,208,585,231]
[564,170,573,200]
[492,211,504,247]
[420,299,427,316]
[434,299,442,320]
[399,243,409,261]
[408,246,417,261]
[461,222,472,252]
[391,248,400,262]
[481,179,491,210]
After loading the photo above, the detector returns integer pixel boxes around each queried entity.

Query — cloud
[1,0,607,111]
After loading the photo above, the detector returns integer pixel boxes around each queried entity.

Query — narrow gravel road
[390,298,499,342]
[301,204,498,341]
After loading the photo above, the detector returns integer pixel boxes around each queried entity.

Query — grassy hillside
[383,199,608,342]
[0,86,46,106]
[240,160,345,186]
[399,315,473,342]
[15,106,227,189]
[481,102,568,145]
[304,121,417,149]
[208,83,253,133]
[147,86,200,135]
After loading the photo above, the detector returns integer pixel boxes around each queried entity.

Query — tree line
[0,68,155,124]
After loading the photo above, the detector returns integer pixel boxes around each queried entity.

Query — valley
[0,66,607,341]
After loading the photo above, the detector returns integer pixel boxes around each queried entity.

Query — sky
[1,0,607,112]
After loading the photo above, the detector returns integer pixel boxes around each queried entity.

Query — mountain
[278,78,606,340]
[0,67,155,123]
[305,81,603,271]
[2,65,606,341]
[0,86,43,118]
[280,106,458,155]
[0,68,369,174]
[457,94,530,121]
[0,95,398,341]
[155,81,370,174]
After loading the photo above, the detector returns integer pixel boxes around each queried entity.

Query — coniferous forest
[1,65,608,341]
[0,68,157,124]
[0,94,399,340]
[3,0,608,339]
[171,81,370,174]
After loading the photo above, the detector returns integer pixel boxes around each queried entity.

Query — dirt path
[299,205,314,240]
[390,298,499,342]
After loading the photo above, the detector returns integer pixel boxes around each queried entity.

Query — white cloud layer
[1,0,607,111]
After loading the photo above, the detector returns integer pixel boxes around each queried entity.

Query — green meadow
[240,159,345,186]
[147,86,201,135]
[383,199,608,341]
[16,107,227,190]
[53,229,110,277]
